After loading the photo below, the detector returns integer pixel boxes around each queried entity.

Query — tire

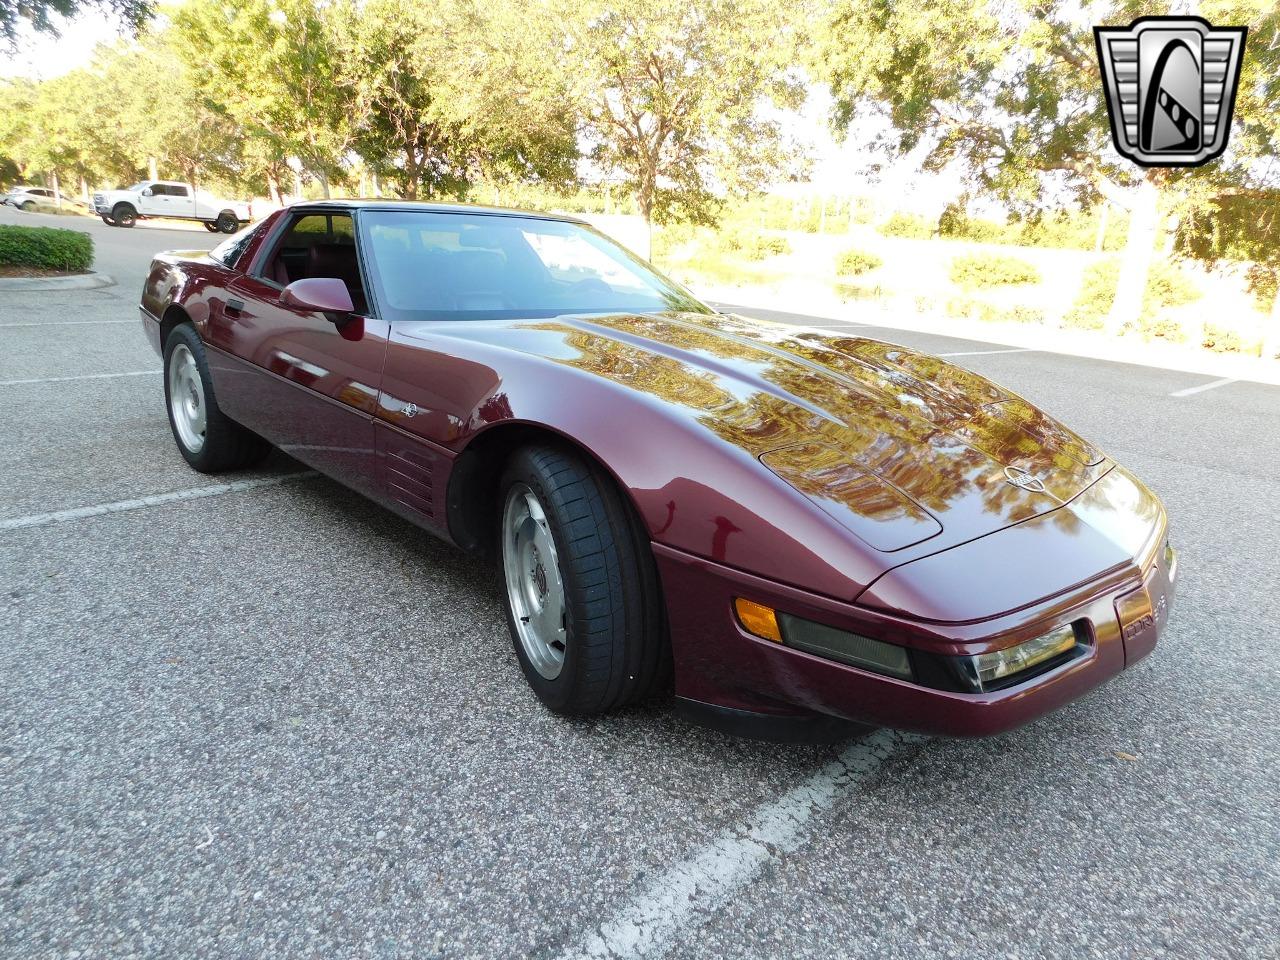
[19,200,35,211]
[203,221,220,232]
[163,323,270,472]
[101,215,117,226]
[498,444,669,715]
[112,203,137,228]
[216,211,239,234]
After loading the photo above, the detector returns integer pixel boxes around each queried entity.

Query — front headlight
[951,623,1081,692]
[734,599,913,681]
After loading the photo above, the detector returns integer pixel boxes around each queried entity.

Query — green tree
[559,0,807,226]
[817,0,1280,335]
[334,0,576,200]
[171,0,356,198]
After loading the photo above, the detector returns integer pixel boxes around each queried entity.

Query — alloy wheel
[168,343,207,454]
[502,483,568,680]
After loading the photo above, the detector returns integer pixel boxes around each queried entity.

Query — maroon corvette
[140,200,1176,739]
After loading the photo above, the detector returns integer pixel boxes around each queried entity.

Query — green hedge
[949,253,1040,288]
[835,248,883,276]
[0,224,94,271]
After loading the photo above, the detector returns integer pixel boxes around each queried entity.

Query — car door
[138,183,168,216]
[166,184,195,218]
[203,209,390,498]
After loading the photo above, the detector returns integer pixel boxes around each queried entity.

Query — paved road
[2,206,1278,959]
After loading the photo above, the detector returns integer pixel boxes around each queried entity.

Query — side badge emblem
[404,402,418,419]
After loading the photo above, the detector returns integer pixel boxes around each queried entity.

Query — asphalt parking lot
[2,206,1278,959]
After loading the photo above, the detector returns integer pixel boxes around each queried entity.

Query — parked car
[2,186,57,209]
[138,200,1176,740]
[94,180,252,232]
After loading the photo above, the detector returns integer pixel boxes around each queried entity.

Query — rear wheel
[112,203,137,228]
[498,445,668,715]
[163,324,270,472]
[203,221,220,232]
[216,210,239,233]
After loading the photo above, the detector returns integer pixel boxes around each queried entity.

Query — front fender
[382,321,890,602]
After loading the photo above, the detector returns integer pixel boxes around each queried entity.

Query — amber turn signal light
[734,597,782,643]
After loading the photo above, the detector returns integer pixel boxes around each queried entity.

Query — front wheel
[100,215,117,226]
[163,324,270,472]
[19,200,35,211]
[498,445,668,715]
[111,203,137,228]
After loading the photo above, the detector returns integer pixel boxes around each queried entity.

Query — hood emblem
[1004,465,1050,494]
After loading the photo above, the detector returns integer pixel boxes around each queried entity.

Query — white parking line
[937,348,1032,358]
[0,473,318,531]
[557,729,924,960]
[1169,377,1236,398]
[0,320,135,328]
[0,369,161,386]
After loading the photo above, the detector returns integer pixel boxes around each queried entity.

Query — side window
[169,185,189,197]
[209,221,264,270]
[259,213,366,312]
[148,184,167,196]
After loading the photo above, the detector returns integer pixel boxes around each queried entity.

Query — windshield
[358,210,709,322]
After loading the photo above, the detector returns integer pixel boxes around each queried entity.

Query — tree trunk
[318,168,331,200]
[1107,177,1159,335]
[267,173,282,206]
[403,149,420,201]
[148,157,159,180]
[51,170,61,210]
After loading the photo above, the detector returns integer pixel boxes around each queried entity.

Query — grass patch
[0,224,93,272]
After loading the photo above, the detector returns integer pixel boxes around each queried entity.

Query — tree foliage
[559,0,807,224]
[0,0,150,47]
[816,0,1280,336]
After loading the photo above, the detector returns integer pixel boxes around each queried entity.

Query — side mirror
[280,277,356,320]
[141,187,154,197]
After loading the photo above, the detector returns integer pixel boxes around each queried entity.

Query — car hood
[436,310,1110,555]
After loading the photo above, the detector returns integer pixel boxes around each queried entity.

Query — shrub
[1067,258,1202,328]
[949,253,1041,288]
[721,228,790,261]
[1202,323,1252,353]
[878,212,935,239]
[834,279,887,302]
[834,248,883,276]
[0,224,93,271]
[946,296,1044,325]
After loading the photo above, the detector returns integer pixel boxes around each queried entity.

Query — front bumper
[655,537,1175,738]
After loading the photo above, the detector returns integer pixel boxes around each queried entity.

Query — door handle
[225,298,245,314]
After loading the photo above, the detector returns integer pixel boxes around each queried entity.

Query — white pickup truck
[93,180,253,233]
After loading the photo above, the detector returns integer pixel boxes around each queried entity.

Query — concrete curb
[0,272,116,292]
